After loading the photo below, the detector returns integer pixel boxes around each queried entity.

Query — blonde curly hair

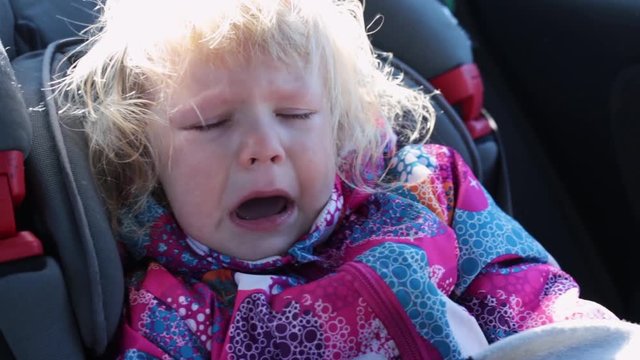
[57,0,435,227]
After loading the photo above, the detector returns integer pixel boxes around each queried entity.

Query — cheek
[161,141,227,198]
[156,142,231,239]
[148,127,228,213]
[297,126,337,200]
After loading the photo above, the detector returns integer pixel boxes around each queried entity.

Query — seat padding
[0,257,85,360]
[12,40,124,356]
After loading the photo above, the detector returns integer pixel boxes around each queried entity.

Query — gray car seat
[0,41,87,359]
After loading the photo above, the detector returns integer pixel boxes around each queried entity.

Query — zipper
[342,262,439,360]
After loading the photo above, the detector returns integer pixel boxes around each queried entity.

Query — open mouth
[234,195,292,221]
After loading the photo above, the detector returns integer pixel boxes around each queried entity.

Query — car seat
[1,38,123,360]
[0,2,122,359]
[0,0,622,358]
[0,42,86,360]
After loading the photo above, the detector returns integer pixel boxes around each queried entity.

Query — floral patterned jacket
[118,144,615,360]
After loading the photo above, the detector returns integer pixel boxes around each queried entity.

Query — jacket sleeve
[389,144,617,344]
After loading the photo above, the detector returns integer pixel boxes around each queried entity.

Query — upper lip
[232,189,294,212]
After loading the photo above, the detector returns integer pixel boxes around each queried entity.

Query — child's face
[146,56,336,261]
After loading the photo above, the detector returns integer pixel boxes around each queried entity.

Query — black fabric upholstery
[0,331,16,360]
[0,41,30,153]
[11,39,123,356]
[610,65,640,320]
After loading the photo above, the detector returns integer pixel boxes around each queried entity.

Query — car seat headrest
[0,0,17,60]
[1,0,98,60]
[363,0,473,78]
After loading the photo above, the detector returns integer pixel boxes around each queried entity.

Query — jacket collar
[118,177,345,276]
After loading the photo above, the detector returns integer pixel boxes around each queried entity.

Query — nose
[239,119,285,167]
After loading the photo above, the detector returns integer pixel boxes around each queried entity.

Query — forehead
[167,55,323,108]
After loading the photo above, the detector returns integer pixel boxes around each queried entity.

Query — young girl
[59,0,618,358]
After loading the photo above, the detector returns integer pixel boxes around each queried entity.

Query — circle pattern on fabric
[357,242,463,359]
[137,295,207,359]
[453,192,549,295]
[337,193,447,247]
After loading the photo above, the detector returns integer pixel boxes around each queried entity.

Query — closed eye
[277,112,315,120]
[186,119,230,131]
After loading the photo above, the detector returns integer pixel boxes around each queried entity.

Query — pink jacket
[118,144,615,359]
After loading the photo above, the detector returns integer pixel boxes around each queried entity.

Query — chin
[230,239,293,261]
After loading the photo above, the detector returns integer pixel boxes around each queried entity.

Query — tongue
[235,196,288,220]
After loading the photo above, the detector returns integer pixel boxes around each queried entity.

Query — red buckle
[465,110,496,139]
[430,63,484,122]
[0,151,24,237]
[0,232,43,263]
[0,150,26,206]
[1,150,43,263]
[430,63,494,140]
[0,174,15,236]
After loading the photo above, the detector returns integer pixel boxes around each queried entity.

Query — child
[58,0,618,359]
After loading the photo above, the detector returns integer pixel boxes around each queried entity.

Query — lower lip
[230,202,296,232]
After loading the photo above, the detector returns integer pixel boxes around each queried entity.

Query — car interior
[1,0,638,358]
